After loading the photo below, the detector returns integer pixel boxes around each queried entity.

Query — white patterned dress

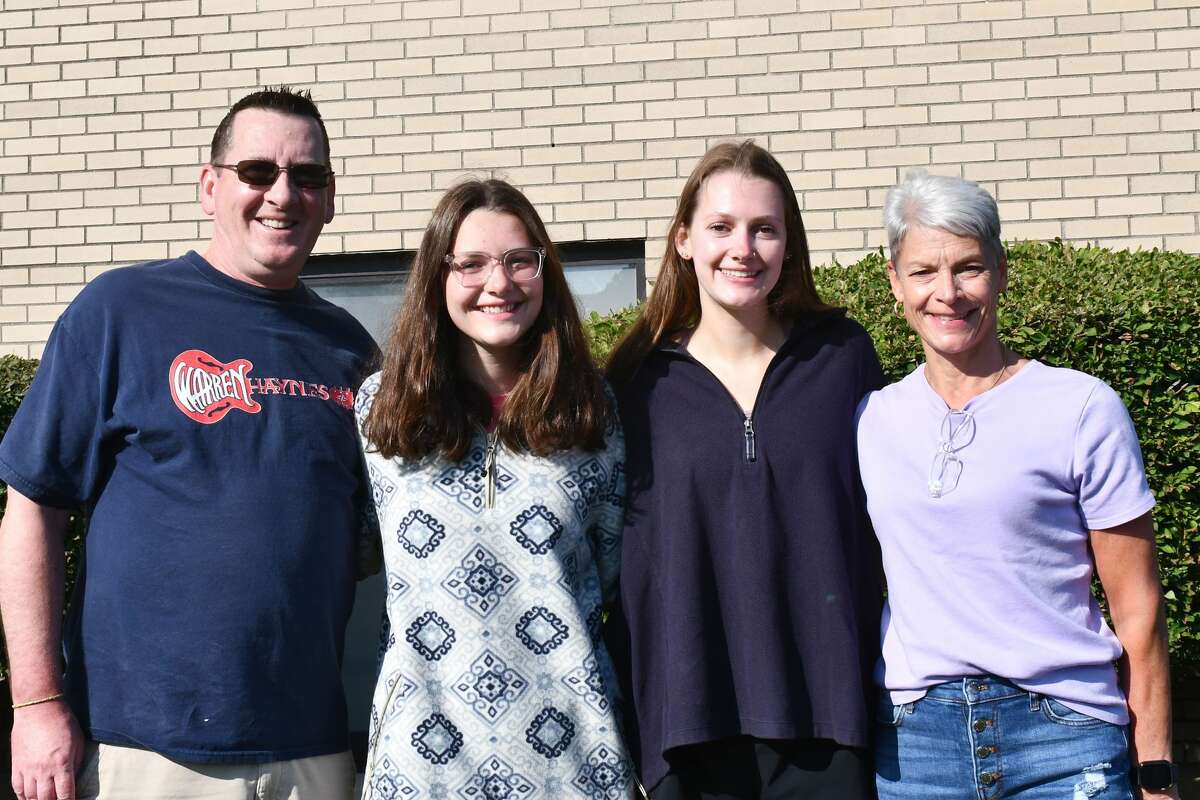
[356,372,636,800]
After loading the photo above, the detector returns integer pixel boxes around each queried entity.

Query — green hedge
[588,240,1199,669]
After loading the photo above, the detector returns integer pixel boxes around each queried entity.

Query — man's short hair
[210,86,331,165]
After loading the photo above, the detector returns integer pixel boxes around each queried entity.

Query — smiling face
[675,170,787,321]
[444,208,545,373]
[888,225,1007,364]
[199,108,334,290]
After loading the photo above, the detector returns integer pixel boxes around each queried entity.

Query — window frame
[303,239,646,302]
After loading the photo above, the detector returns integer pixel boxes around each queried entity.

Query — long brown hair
[364,179,608,461]
[606,140,835,386]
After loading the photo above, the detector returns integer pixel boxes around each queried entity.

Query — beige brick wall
[1,0,1199,355]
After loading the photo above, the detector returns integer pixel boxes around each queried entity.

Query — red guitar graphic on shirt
[169,350,261,424]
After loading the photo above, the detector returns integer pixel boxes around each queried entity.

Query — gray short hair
[883,170,1003,267]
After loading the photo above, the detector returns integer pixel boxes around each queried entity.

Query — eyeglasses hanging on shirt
[929,409,976,498]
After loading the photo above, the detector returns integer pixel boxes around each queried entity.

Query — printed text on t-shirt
[169,349,354,424]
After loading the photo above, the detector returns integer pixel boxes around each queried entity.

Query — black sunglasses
[212,159,334,189]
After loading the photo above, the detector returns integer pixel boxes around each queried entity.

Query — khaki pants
[75,743,355,800]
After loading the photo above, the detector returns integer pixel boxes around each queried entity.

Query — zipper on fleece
[743,415,757,462]
[482,431,499,509]
[661,344,787,467]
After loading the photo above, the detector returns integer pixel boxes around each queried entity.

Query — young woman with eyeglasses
[856,171,1176,799]
[355,179,637,800]
[605,141,885,799]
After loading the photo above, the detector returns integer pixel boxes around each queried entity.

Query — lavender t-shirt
[856,360,1155,723]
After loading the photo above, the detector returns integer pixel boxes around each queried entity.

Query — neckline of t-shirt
[917,357,1043,413]
[182,250,313,305]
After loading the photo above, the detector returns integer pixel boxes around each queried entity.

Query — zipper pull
[743,415,756,463]
[483,432,498,509]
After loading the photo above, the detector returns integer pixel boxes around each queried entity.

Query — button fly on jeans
[976,745,994,758]
[979,771,1000,786]
[973,719,990,732]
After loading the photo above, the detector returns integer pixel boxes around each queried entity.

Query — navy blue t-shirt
[612,312,886,790]
[0,252,377,762]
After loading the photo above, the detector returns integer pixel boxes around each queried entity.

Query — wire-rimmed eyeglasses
[443,248,546,288]
[929,409,976,498]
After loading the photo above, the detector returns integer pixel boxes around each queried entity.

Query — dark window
[306,240,645,342]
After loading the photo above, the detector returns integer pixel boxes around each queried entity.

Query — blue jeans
[875,677,1134,800]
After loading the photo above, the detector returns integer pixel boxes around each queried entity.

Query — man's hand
[11,698,84,800]
[0,488,78,800]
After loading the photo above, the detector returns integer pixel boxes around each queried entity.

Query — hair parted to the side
[606,139,834,386]
[364,178,609,462]
[210,86,331,165]
[884,169,1004,269]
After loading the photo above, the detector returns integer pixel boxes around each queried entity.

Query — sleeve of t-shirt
[0,314,110,509]
[1073,378,1156,531]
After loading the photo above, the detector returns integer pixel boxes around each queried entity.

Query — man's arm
[1091,511,1178,800]
[0,487,84,800]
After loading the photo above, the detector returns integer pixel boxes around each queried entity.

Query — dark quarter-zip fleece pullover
[611,311,886,790]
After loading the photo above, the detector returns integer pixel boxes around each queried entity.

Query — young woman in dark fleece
[606,140,885,800]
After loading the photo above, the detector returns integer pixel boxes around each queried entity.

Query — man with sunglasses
[0,87,377,800]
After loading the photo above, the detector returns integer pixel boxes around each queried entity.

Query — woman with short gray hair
[857,170,1178,799]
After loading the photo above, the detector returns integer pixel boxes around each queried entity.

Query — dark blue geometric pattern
[456,755,534,800]
[411,712,463,765]
[441,545,517,619]
[525,706,575,759]
[378,608,395,662]
[588,521,620,563]
[557,457,606,520]
[451,649,529,724]
[515,606,569,655]
[354,375,379,414]
[509,505,563,555]
[434,443,516,514]
[562,655,610,714]
[369,464,398,510]
[370,753,420,799]
[607,460,624,502]
[557,547,581,597]
[406,611,456,661]
[387,571,412,600]
[396,510,446,559]
[358,372,632,797]
[585,605,603,644]
[571,743,631,800]
[368,705,381,759]
[380,669,420,721]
